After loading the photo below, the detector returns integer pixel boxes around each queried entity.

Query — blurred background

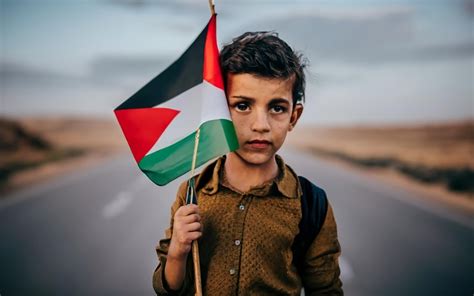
[1,0,473,122]
[1,0,473,295]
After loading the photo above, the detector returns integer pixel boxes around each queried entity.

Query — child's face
[226,73,303,166]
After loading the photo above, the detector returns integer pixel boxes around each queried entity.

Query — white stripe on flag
[146,80,231,155]
[200,80,231,124]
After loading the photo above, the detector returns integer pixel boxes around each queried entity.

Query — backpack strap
[292,176,329,274]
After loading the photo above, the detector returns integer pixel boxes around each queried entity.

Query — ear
[288,104,303,131]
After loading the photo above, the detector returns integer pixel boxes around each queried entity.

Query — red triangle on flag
[114,108,180,163]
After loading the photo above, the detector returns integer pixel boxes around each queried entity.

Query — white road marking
[102,191,133,219]
[102,176,147,219]
[0,153,129,212]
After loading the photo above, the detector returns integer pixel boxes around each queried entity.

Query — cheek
[271,120,291,139]
[271,114,291,127]
[229,108,240,123]
[229,114,247,140]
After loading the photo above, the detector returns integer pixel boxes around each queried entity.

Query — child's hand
[168,204,202,260]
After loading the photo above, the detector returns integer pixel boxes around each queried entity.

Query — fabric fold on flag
[114,14,239,186]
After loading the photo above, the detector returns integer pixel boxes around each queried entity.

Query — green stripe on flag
[138,119,238,186]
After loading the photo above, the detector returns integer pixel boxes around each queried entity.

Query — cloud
[229,6,472,64]
[0,62,86,85]
[103,0,209,11]
[463,0,474,17]
[88,55,172,86]
[0,62,120,116]
[409,42,474,61]
[227,7,412,62]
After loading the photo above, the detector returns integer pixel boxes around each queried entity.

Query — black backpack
[292,176,329,273]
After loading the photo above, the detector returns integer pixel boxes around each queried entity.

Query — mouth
[246,139,272,149]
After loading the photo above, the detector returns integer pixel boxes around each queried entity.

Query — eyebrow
[231,95,255,102]
[268,98,291,105]
[231,96,290,105]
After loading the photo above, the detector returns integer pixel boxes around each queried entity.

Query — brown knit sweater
[153,154,343,295]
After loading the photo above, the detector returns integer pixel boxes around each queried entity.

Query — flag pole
[188,3,215,295]
[188,128,203,296]
[208,0,215,15]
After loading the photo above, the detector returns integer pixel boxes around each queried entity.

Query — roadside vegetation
[288,121,473,195]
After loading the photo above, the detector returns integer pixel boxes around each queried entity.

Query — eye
[270,105,287,114]
[235,102,250,112]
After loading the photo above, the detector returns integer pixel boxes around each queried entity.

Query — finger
[182,214,201,224]
[185,222,202,232]
[176,204,199,217]
[187,231,202,241]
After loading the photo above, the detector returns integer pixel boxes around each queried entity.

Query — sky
[1,0,473,125]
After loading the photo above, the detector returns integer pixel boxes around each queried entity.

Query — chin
[236,149,275,166]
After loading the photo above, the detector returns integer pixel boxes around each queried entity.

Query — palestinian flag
[114,14,238,186]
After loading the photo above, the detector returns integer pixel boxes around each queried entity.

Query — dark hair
[220,31,308,106]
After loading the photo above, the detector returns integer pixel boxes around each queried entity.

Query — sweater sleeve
[301,202,344,295]
[152,181,195,295]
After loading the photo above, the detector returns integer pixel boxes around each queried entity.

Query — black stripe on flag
[115,22,209,110]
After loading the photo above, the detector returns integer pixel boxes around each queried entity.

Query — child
[153,31,343,295]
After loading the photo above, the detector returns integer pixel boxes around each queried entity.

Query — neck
[224,152,279,193]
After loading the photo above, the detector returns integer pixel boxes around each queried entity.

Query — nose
[251,108,271,133]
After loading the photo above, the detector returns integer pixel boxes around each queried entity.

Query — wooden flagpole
[208,0,215,15]
[188,3,216,295]
[189,128,202,296]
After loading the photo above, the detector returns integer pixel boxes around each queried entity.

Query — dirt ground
[287,121,473,169]
[0,116,127,194]
[2,117,473,213]
[287,120,473,211]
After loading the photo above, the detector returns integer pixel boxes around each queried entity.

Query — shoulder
[298,176,327,200]
[274,154,303,198]
[276,154,328,201]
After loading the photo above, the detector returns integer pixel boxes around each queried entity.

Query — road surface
[0,148,472,295]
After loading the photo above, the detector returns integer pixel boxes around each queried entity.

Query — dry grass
[0,116,127,193]
[287,120,474,194]
[1,116,473,198]
[18,117,126,154]
[288,121,473,169]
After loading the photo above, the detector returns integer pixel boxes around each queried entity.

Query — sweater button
[234,239,241,246]
[229,268,236,275]
[239,204,245,211]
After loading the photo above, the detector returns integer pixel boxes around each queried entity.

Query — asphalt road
[0,148,473,296]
